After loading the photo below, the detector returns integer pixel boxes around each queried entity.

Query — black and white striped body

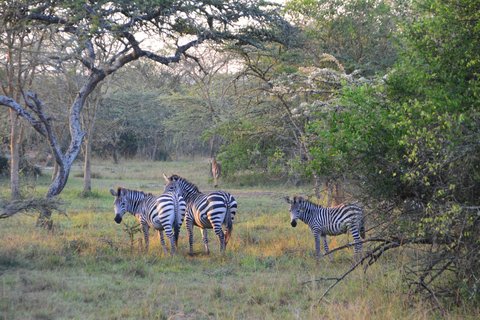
[286,196,365,260]
[164,174,237,254]
[110,187,186,255]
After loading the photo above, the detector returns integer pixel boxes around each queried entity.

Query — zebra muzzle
[114,215,122,224]
[291,220,297,227]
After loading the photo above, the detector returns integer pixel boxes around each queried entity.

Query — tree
[0,0,291,225]
[0,0,46,199]
[214,38,355,197]
[285,0,407,75]
[164,45,241,158]
[308,0,480,306]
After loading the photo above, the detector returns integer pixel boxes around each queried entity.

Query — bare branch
[0,95,46,136]
[0,197,65,219]
[24,92,66,167]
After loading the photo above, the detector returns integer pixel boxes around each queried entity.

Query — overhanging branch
[0,95,46,136]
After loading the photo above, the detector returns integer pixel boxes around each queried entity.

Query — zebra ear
[163,173,170,182]
[284,196,292,204]
[109,188,117,196]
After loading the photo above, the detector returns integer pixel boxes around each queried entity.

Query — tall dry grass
[0,159,478,319]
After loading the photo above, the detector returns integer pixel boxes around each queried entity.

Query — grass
[0,159,478,319]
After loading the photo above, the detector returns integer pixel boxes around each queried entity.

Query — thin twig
[316,255,370,304]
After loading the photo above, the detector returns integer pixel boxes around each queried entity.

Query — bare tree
[0,1,290,226]
[0,2,45,199]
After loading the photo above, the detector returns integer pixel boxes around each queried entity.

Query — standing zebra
[163,174,237,254]
[110,187,186,255]
[285,196,365,261]
[210,157,221,188]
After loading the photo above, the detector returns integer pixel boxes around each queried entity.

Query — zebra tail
[173,194,180,245]
[359,210,366,239]
[224,200,233,244]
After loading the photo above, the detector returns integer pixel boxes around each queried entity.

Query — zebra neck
[183,190,202,204]
[299,210,313,224]
[299,204,321,224]
[126,193,148,215]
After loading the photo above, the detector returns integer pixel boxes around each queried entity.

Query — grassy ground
[0,159,478,319]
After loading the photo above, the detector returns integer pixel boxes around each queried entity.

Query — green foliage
[93,64,183,160]
[217,120,287,178]
[308,83,404,197]
[285,0,406,74]
[307,0,480,303]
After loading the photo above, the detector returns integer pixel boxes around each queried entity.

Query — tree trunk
[51,161,59,181]
[112,148,119,164]
[36,165,71,227]
[324,179,333,207]
[312,172,322,200]
[83,137,92,194]
[9,110,21,200]
[333,182,345,206]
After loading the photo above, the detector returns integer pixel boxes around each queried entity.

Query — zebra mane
[294,196,347,212]
[119,187,153,198]
[168,174,200,193]
[293,196,324,211]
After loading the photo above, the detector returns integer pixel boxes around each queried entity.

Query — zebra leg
[214,226,226,253]
[352,230,363,264]
[322,235,333,261]
[201,228,210,254]
[186,219,194,255]
[141,222,150,252]
[313,233,321,260]
[158,230,168,255]
[164,225,176,256]
[169,235,176,256]
[173,223,180,249]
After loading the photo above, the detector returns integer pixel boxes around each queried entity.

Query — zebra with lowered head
[163,174,237,255]
[110,187,186,255]
[285,196,365,261]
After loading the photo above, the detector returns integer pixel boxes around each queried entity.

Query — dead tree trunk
[9,111,22,200]
[82,137,92,194]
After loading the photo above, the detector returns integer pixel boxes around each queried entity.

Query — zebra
[109,187,186,255]
[163,174,237,255]
[210,157,221,188]
[285,196,365,261]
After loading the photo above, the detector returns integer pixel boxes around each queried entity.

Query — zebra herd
[110,174,365,260]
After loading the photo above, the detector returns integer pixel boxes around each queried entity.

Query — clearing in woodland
[0,159,477,319]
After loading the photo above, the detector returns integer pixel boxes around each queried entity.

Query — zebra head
[110,187,127,224]
[285,196,306,228]
[163,173,180,193]
[163,174,199,203]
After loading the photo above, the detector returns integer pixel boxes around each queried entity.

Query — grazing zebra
[285,196,365,261]
[210,157,221,187]
[109,187,186,255]
[163,174,237,254]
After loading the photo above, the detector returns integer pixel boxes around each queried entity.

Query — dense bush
[308,0,480,304]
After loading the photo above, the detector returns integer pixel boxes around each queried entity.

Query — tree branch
[24,92,66,167]
[0,197,65,219]
[0,95,46,136]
